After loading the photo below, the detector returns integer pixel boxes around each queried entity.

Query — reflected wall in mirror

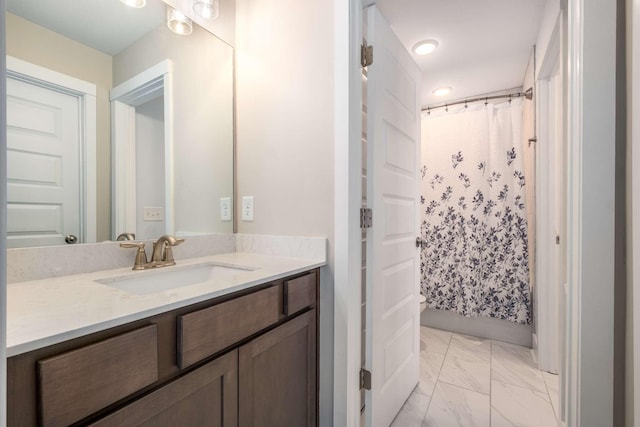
[6,0,234,248]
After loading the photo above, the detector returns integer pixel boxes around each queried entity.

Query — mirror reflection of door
[111,60,173,241]
[6,62,96,248]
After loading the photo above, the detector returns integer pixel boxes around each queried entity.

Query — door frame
[335,0,619,426]
[565,0,617,425]
[535,12,563,375]
[1,2,7,423]
[631,0,640,422]
[333,0,366,424]
[5,56,97,244]
[110,60,174,239]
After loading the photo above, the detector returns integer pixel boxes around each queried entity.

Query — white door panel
[366,6,421,427]
[7,77,81,248]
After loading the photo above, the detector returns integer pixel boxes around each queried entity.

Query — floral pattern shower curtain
[420,99,531,324]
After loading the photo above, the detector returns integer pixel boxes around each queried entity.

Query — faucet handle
[119,241,144,249]
[162,238,184,266]
[161,237,185,266]
[120,242,148,270]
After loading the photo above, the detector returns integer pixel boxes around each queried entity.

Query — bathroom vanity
[6,248,323,427]
[5,1,326,424]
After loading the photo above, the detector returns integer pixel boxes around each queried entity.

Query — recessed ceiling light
[413,39,439,56]
[433,86,452,97]
[120,0,146,8]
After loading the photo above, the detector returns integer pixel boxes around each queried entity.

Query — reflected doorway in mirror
[111,60,174,241]
[6,57,97,248]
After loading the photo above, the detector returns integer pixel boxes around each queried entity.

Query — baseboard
[420,308,532,347]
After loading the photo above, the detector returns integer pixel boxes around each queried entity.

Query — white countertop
[7,252,325,357]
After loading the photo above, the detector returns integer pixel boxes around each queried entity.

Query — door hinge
[360,208,373,228]
[361,43,373,68]
[360,368,372,390]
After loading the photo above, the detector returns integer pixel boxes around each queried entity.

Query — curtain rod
[422,87,533,113]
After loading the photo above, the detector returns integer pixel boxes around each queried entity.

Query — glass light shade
[413,39,439,56]
[193,0,219,20]
[433,86,452,97]
[167,6,193,35]
[120,0,146,7]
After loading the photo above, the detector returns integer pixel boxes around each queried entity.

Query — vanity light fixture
[167,6,193,35]
[413,39,439,56]
[120,0,146,8]
[433,86,452,97]
[193,0,220,20]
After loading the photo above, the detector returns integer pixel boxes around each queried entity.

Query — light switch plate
[143,207,163,222]
[220,197,232,221]
[241,196,254,221]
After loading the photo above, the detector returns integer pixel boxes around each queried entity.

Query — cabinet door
[90,350,238,427]
[239,310,317,427]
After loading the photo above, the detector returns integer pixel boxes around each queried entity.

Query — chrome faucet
[151,235,185,266]
[120,235,185,270]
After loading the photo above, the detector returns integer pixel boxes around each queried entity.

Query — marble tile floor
[391,326,560,427]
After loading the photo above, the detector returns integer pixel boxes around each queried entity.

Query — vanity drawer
[178,285,281,369]
[89,350,238,427]
[284,272,317,316]
[37,325,158,427]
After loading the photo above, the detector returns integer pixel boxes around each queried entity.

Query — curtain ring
[464,101,468,109]
[445,103,448,112]
[484,97,488,106]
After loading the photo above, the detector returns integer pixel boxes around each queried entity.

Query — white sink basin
[96,263,256,295]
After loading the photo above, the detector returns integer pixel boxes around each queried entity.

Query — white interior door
[6,76,81,248]
[365,6,422,427]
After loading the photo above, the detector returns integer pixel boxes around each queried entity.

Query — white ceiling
[376,0,547,106]
[7,0,166,55]
[8,0,546,101]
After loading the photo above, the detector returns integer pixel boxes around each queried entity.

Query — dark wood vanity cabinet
[89,350,238,427]
[38,325,159,427]
[239,309,317,427]
[7,269,319,427]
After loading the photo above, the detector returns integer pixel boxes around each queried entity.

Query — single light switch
[220,197,232,221]
[242,196,254,221]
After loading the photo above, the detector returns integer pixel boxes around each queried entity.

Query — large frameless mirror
[6,0,234,248]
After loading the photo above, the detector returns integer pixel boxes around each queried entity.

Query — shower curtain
[420,98,531,324]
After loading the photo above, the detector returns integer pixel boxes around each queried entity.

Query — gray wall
[235,0,335,421]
